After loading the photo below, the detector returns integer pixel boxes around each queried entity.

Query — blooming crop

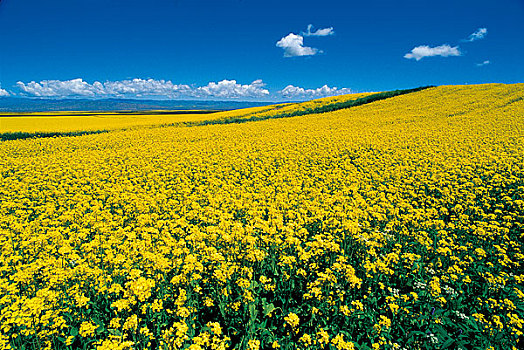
[0,84,523,349]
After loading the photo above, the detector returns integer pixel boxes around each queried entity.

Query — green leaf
[435,325,448,338]
[441,338,455,349]
[263,303,276,316]
[108,328,122,336]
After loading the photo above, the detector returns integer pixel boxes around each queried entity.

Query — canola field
[0,92,374,138]
[0,111,217,135]
[0,84,523,350]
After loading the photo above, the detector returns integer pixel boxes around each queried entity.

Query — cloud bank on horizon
[280,85,351,99]
[11,78,354,101]
[15,78,270,100]
[276,24,334,57]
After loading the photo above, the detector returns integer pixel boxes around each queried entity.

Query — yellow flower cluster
[284,313,300,329]
[0,83,523,349]
[79,321,98,338]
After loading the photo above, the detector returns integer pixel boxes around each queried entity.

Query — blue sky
[0,0,522,100]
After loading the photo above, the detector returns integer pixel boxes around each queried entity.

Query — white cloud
[16,79,102,97]
[465,28,487,42]
[195,79,269,98]
[16,78,270,100]
[476,60,490,67]
[102,79,192,97]
[0,85,9,97]
[14,79,355,101]
[16,78,190,98]
[279,84,352,100]
[302,24,334,37]
[404,44,461,61]
[276,33,319,57]
[276,24,335,57]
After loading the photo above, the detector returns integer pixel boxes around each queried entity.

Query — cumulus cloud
[464,28,487,42]
[0,86,9,97]
[302,24,334,37]
[276,33,319,57]
[194,79,269,98]
[476,60,490,67]
[102,79,192,97]
[404,44,461,61]
[276,24,335,57]
[16,78,190,98]
[13,79,354,100]
[279,84,352,100]
[17,79,102,97]
[16,78,270,100]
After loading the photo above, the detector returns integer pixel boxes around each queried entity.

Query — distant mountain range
[0,98,273,112]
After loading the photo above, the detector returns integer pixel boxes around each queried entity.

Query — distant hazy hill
[0,98,272,112]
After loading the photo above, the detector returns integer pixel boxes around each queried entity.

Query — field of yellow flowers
[0,111,216,135]
[0,92,373,138]
[0,83,523,350]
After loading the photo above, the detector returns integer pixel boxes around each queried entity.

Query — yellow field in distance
[0,111,220,134]
[0,92,374,134]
